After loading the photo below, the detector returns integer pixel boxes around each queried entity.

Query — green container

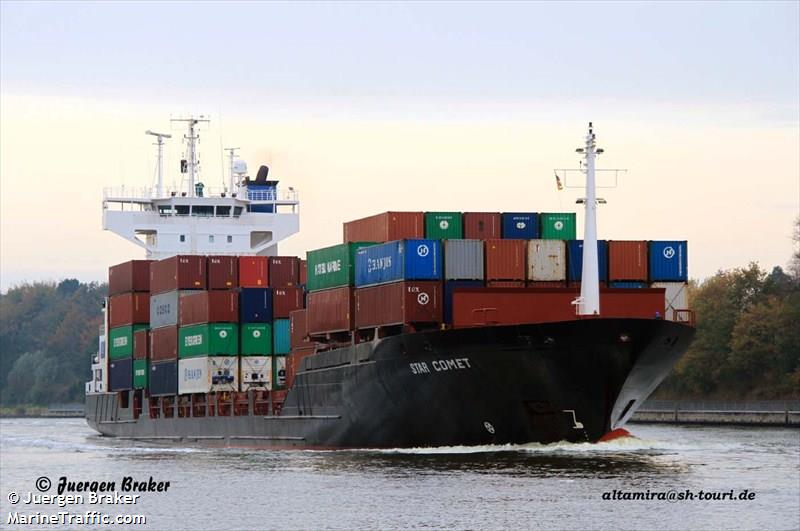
[540,212,577,240]
[425,212,463,240]
[108,325,148,360]
[241,323,273,356]
[179,323,239,358]
[133,359,148,389]
[306,242,375,291]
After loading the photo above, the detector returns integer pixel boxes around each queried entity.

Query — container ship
[86,119,695,448]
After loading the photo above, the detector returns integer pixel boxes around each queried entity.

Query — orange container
[239,256,269,287]
[485,239,526,281]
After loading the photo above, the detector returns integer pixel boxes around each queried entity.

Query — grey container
[150,290,190,329]
[444,239,485,280]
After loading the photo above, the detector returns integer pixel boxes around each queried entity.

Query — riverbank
[0,404,84,418]
[631,400,800,426]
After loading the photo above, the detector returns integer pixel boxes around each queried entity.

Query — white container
[240,356,272,391]
[527,240,567,281]
[273,355,287,389]
[650,282,689,321]
[178,356,239,394]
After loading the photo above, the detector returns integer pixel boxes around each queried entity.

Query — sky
[1,1,798,290]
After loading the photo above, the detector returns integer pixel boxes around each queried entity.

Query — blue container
[109,357,133,391]
[273,319,291,354]
[443,280,484,324]
[609,281,647,288]
[567,240,609,282]
[501,213,539,239]
[148,360,178,396]
[649,241,688,281]
[355,239,442,287]
[240,288,274,323]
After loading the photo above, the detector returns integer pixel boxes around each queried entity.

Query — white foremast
[578,122,601,315]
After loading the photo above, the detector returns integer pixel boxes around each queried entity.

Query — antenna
[224,147,240,193]
[171,115,210,196]
[145,130,172,197]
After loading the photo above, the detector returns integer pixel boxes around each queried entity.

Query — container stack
[648,240,689,321]
[269,256,303,389]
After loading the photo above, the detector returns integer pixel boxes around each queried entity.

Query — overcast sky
[1,1,798,290]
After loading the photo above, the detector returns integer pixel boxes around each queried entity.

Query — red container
[463,212,501,239]
[207,256,238,290]
[608,241,649,281]
[355,281,442,329]
[108,292,150,327]
[269,256,300,288]
[133,329,149,360]
[179,291,239,326]
[485,239,526,280]
[108,260,152,296]
[286,346,315,389]
[487,280,525,288]
[290,309,315,349]
[307,287,354,335]
[239,256,269,287]
[299,260,308,285]
[451,287,665,327]
[273,287,305,319]
[343,211,424,243]
[150,325,178,361]
[150,255,207,295]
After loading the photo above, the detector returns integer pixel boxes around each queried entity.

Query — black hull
[86,318,694,448]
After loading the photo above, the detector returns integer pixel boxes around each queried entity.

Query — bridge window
[216,206,231,217]
[158,205,173,216]
[175,205,190,216]
[180,235,186,243]
[233,207,243,217]
[192,206,214,217]
[227,235,233,243]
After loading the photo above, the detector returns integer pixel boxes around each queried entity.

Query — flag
[554,172,563,191]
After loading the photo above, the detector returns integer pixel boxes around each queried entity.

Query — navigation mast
[145,130,171,198]
[577,122,602,315]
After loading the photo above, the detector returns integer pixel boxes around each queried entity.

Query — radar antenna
[171,115,210,196]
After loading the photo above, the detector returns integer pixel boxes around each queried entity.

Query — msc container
[239,256,269,287]
[269,256,300,287]
[650,282,689,321]
[240,288,274,323]
[178,323,239,358]
[343,211,424,243]
[150,325,178,362]
[273,355,287,390]
[179,290,239,326]
[485,239,526,280]
[306,286,354,335]
[273,287,304,319]
[150,255,206,295]
[109,357,133,392]
[463,212,501,239]
[207,256,238,290]
[148,359,178,396]
[567,240,609,282]
[240,323,273,356]
[443,280,483,324]
[425,212,463,240]
[306,242,375,291]
[240,356,271,391]
[608,240,649,281]
[108,325,148,360]
[526,240,567,282]
[108,260,152,296]
[287,347,315,389]
[273,319,291,354]
[149,290,190,330]
[610,281,647,288]
[178,356,239,394]
[355,239,442,287]
[649,241,688,282]
[133,359,148,389]
[444,239,484,280]
[290,309,314,349]
[109,292,150,328]
[355,281,442,329]
[487,280,525,287]
[133,329,149,360]
[539,213,577,240]
[501,213,538,239]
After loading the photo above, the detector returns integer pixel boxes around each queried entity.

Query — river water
[0,419,797,530]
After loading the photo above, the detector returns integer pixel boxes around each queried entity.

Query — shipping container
[286,347,315,389]
[650,282,689,321]
[485,239,526,280]
[501,213,538,239]
[150,325,178,362]
[109,292,150,328]
[610,281,647,288]
[355,239,442,287]
[539,213,577,240]
[343,211,424,243]
[306,242,375,291]
[239,256,269,287]
[109,357,133,391]
[443,280,484,324]
[299,260,307,285]
[306,287,354,335]
[463,212,501,239]
[527,281,567,287]
[273,355,287,390]
[268,256,300,287]
[133,359,148,389]
[355,281,442,329]
[240,288,274,323]
[149,290,189,330]
[444,239,484,280]
[273,319,291,354]
[425,212,463,239]
[178,323,239,358]
[150,255,206,295]
[273,287,304,319]
[486,280,525,287]
[240,356,271,391]
[608,240,649,281]
[133,329,149,360]
[207,256,238,289]
[526,240,567,281]
[108,260,152,296]
[108,325,148,360]
[289,309,314,349]
[179,290,239,326]
[649,241,688,282]
[148,359,178,396]
[567,240,609,282]
[178,356,239,394]
[240,323,273,356]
